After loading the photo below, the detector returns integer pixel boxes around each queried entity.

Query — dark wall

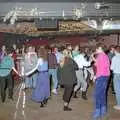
[0,32,120,48]
[0,32,3,47]
[0,32,33,47]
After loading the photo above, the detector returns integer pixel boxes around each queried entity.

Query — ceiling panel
[0,0,120,3]
[0,2,120,20]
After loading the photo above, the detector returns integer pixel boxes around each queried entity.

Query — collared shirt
[111,53,120,74]
[74,54,91,69]
[0,56,14,77]
[96,52,110,78]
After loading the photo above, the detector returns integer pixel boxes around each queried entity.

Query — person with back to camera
[57,49,78,111]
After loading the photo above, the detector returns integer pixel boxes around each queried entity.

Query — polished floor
[0,82,120,120]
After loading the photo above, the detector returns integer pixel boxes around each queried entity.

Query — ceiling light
[88,20,97,29]
[95,3,101,10]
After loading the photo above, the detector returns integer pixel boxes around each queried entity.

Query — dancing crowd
[0,43,120,119]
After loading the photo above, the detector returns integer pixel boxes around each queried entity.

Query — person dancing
[91,43,110,119]
[57,49,78,111]
[26,47,50,107]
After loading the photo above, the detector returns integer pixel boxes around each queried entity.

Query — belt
[39,71,48,73]
[79,68,83,70]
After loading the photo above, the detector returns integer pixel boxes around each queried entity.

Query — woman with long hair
[26,47,50,107]
[57,49,78,111]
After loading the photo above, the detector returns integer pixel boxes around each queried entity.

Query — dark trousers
[0,73,14,101]
[109,72,115,92]
[63,84,74,103]
[94,76,109,110]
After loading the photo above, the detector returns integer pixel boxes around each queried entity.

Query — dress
[31,59,50,102]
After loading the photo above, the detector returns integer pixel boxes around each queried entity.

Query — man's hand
[93,76,96,83]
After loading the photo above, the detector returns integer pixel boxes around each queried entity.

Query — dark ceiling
[0,0,120,2]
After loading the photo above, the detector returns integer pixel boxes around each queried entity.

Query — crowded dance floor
[0,0,120,120]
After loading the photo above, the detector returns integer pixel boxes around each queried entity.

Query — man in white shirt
[73,53,91,100]
[111,46,120,110]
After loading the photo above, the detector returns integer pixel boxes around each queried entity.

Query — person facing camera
[0,48,20,103]
[25,47,50,108]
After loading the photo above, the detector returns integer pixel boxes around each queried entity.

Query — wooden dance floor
[0,82,120,120]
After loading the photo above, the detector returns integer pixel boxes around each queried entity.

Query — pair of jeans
[94,76,109,112]
[49,68,58,90]
[113,73,120,106]
[25,73,38,88]
[0,73,14,101]
[74,69,87,92]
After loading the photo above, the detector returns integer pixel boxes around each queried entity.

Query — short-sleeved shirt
[0,56,14,77]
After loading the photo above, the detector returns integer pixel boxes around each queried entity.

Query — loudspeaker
[35,18,59,30]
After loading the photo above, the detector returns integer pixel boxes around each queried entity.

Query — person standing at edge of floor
[25,47,50,108]
[111,46,120,110]
[57,49,78,111]
[107,45,116,94]
[91,43,110,119]
[0,45,7,63]
[0,48,20,103]
[48,47,58,95]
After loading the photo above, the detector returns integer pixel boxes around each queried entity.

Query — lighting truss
[3,6,84,24]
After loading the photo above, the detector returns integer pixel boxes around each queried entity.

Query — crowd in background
[0,43,120,119]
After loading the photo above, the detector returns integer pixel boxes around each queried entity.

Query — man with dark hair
[0,48,19,103]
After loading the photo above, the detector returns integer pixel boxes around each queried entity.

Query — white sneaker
[113,105,120,110]
[52,89,57,95]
